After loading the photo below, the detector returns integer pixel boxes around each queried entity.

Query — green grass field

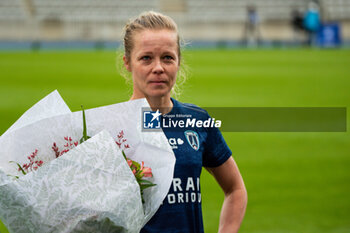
[0,49,349,233]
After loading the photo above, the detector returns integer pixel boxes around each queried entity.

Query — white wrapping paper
[1,90,71,137]
[0,91,176,233]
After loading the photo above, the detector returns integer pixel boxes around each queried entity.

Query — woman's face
[124,29,179,99]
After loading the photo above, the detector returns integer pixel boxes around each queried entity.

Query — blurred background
[0,0,349,233]
[0,0,349,49]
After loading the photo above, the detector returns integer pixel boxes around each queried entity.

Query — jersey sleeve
[202,119,232,168]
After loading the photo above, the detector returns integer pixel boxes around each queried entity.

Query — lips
[148,80,167,85]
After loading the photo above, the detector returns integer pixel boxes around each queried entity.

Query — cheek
[132,64,147,80]
[169,66,179,80]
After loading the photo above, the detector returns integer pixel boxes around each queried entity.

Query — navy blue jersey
[141,98,232,233]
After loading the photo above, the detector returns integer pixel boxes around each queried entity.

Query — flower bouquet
[0,90,175,233]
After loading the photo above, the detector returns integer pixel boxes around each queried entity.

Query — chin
[146,89,171,98]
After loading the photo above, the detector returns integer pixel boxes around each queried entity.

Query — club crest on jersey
[184,130,200,151]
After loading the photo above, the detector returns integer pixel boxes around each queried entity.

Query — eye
[140,56,151,61]
[163,55,174,61]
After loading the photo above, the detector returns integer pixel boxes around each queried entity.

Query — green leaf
[131,160,141,170]
[140,184,156,191]
[139,179,155,185]
[7,174,19,179]
[139,179,156,192]
[9,161,26,175]
[122,150,127,160]
[80,105,91,143]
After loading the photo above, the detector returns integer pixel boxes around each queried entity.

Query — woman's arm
[206,157,247,233]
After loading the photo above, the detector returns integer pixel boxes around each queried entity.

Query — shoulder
[171,98,209,118]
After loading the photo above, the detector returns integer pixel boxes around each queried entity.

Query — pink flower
[127,159,132,167]
[141,167,153,178]
[52,142,60,158]
[53,136,79,158]
[117,130,124,139]
[115,130,129,150]
[19,149,43,173]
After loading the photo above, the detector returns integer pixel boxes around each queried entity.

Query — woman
[121,11,247,233]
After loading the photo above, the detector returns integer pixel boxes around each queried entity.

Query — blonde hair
[118,11,188,98]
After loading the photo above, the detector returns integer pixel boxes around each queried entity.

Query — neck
[130,94,173,114]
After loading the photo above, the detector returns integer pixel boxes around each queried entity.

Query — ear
[123,55,131,72]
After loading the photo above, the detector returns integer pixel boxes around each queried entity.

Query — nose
[152,59,164,74]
